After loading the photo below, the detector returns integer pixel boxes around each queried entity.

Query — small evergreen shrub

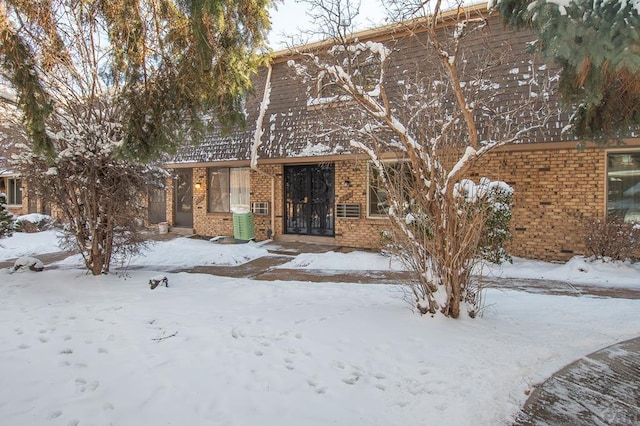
[0,193,16,238]
[583,216,640,261]
[478,182,514,264]
[456,178,514,264]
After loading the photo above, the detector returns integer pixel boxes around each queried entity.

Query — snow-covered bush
[0,192,15,238]
[14,214,54,233]
[583,217,640,261]
[455,178,514,265]
[382,178,513,264]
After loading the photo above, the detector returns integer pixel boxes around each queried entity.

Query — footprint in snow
[75,378,99,393]
[18,344,30,350]
[341,375,360,385]
[306,379,327,394]
[48,410,63,419]
[333,361,346,370]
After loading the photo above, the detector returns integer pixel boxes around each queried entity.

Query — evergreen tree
[0,192,14,238]
[494,0,640,139]
[0,0,272,160]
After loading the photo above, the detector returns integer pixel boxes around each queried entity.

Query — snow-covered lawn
[0,228,63,259]
[1,231,639,425]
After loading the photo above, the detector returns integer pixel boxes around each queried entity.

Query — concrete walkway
[515,337,640,425]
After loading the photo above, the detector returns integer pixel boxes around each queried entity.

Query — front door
[174,169,193,228]
[284,164,334,236]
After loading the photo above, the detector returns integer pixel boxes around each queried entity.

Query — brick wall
[334,159,387,249]
[183,165,286,239]
[329,146,610,261]
[165,176,174,227]
[473,146,606,261]
[176,144,633,261]
[336,148,606,260]
[250,164,284,240]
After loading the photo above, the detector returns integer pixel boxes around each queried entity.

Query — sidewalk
[515,336,640,425]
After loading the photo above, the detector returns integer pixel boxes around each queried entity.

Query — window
[607,151,640,222]
[317,71,343,99]
[368,161,414,217]
[313,59,382,103]
[0,177,22,205]
[208,167,250,213]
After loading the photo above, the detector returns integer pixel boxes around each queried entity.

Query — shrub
[0,193,15,238]
[583,216,640,261]
[14,214,54,233]
[478,182,514,264]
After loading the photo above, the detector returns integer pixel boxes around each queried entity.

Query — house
[0,129,26,216]
[0,146,51,217]
[0,83,51,217]
[163,3,640,262]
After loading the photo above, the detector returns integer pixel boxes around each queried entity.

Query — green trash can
[232,211,255,241]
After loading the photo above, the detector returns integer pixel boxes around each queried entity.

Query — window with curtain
[208,167,250,213]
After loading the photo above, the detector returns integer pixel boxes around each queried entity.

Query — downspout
[250,63,276,239]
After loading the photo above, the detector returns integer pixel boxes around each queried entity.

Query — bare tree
[288,0,556,317]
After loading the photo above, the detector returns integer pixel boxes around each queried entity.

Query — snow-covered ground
[1,230,639,425]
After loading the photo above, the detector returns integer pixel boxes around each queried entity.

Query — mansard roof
[168,4,573,166]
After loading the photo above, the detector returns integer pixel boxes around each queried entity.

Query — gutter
[250,64,276,239]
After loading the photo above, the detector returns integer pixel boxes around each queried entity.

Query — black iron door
[284,164,334,236]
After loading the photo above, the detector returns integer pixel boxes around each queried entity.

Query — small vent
[251,202,269,216]
[336,203,361,219]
